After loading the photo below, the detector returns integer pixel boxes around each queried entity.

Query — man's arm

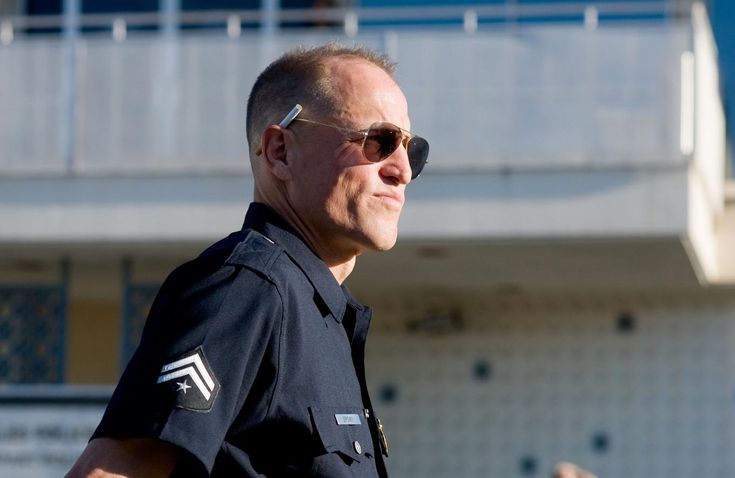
[65,438,181,478]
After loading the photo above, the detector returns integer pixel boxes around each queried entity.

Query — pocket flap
[309,406,373,463]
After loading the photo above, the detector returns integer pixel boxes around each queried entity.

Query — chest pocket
[309,406,376,476]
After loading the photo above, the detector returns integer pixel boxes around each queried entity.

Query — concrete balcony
[0,3,731,290]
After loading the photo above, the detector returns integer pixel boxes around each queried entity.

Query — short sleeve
[93,261,283,474]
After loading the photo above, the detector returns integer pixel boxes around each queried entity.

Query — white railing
[0,2,686,39]
[0,3,695,176]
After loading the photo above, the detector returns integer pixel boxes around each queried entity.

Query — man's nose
[380,143,412,185]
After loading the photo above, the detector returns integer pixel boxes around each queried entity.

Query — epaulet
[224,230,282,275]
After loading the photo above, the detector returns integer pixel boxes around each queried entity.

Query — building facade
[1,1,734,477]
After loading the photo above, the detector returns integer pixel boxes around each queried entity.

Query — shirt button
[353,440,362,454]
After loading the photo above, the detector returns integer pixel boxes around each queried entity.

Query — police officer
[66,43,598,478]
[67,44,429,477]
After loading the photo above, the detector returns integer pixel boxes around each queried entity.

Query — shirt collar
[242,202,351,323]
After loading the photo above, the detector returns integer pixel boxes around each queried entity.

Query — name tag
[335,414,361,425]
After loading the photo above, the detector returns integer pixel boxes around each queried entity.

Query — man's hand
[65,438,181,478]
[552,462,598,478]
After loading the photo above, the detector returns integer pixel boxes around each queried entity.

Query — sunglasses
[274,104,429,180]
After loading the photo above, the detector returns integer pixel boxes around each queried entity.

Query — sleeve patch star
[156,347,220,412]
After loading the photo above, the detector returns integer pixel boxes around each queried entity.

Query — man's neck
[254,195,358,285]
[328,258,356,285]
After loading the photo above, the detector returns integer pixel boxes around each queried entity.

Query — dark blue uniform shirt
[93,203,389,477]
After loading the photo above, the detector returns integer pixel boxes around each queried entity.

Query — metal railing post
[262,0,280,34]
[162,0,180,37]
[62,0,79,175]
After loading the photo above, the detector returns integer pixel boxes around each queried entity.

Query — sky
[710,0,735,155]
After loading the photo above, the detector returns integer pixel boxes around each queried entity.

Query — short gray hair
[245,43,396,155]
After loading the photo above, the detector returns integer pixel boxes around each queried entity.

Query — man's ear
[261,125,291,181]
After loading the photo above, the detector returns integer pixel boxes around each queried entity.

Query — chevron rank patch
[156,347,220,412]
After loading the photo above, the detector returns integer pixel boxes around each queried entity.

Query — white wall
[365,289,735,478]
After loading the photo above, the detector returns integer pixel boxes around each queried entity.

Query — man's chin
[372,234,399,252]
[351,225,399,254]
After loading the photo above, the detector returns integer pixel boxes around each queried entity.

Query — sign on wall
[0,404,105,477]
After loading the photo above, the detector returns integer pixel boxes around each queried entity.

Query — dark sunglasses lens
[363,123,429,180]
[407,136,429,179]
[363,124,402,162]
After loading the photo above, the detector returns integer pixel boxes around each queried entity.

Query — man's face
[287,57,413,258]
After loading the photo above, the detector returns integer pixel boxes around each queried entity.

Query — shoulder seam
[224,230,283,278]
[263,279,285,420]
